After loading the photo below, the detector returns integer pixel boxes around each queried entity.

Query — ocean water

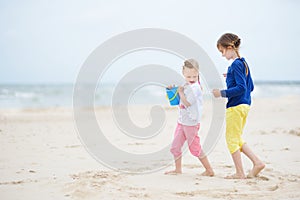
[1,81,300,109]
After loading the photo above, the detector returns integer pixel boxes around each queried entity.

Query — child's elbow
[183,101,191,107]
[237,84,246,94]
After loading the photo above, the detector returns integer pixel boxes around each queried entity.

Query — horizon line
[1,80,300,85]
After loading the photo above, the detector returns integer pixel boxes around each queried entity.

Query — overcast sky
[1,0,299,84]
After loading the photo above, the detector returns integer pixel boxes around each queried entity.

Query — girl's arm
[212,89,221,97]
[221,62,246,98]
[213,62,246,98]
[178,86,191,107]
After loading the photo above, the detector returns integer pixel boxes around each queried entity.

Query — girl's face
[182,67,198,84]
[218,46,235,60]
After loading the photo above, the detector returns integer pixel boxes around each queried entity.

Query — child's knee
[190,149,201,157]
[226,133,245,153]
[227,143,240,154]
[227,140,245,154]
[170,147,181,158]
[189,144,201,157]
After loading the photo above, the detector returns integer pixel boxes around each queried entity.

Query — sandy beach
[0,95,300,200]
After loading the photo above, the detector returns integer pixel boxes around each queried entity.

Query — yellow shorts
[226,104,250,154]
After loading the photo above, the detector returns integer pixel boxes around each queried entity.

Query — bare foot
[164,170,182,175]
[247,163,265,178]
[201,170,214,177]
[225,173,246,179]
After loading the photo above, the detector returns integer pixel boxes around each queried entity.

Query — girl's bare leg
[165,156,182,175]
[226,150,246,179]
[198,155,214,176]
[241,143,265,178]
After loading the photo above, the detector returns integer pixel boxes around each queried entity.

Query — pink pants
[170,123,201,158]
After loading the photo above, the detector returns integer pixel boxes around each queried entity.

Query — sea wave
[1,81,300,108]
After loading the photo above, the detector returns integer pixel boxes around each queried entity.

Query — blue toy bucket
[166,87,180,106]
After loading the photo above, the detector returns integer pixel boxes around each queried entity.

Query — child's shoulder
[232,57,246,69]
[232,57,246,64]
[189,83,202,95]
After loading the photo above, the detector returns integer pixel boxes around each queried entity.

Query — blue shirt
[220,57,254,108]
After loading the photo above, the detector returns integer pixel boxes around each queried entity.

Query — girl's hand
[178,86,185,99]
[178,86,191,107]
[212,89,221,98]
[178,86,184,94]
[166,85,175,89]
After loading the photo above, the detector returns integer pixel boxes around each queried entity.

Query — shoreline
[1,94,300,111]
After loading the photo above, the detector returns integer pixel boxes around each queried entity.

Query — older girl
[213,33,265,179]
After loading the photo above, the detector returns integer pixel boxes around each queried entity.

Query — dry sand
[0,96,300,200]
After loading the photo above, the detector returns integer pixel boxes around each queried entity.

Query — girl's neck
[232,56,239,60]
[232,53,239,60]
[232,50,240,60]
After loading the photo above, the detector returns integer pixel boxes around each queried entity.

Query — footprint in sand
[281,147,290,151]
[289,129,300,136]
[175,191,196,197]
[271,130,277,133]
[264,168,273,172]
[260,130,268,135]
[287,178,298,182]
[257,176,270,181]
[247,175,270,181]
[0,180,24,185]
[268,184,279,191]
[122,186,149,198]
[64,171,122,198]
[129,193,150,198]
[246,180,257,185]
[0,179,37,185]
[65,145,81,148]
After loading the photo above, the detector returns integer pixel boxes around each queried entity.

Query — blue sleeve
[222,62,246,98]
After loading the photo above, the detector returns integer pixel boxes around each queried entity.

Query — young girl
[165,59,214,176]
[212,33,265,179]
